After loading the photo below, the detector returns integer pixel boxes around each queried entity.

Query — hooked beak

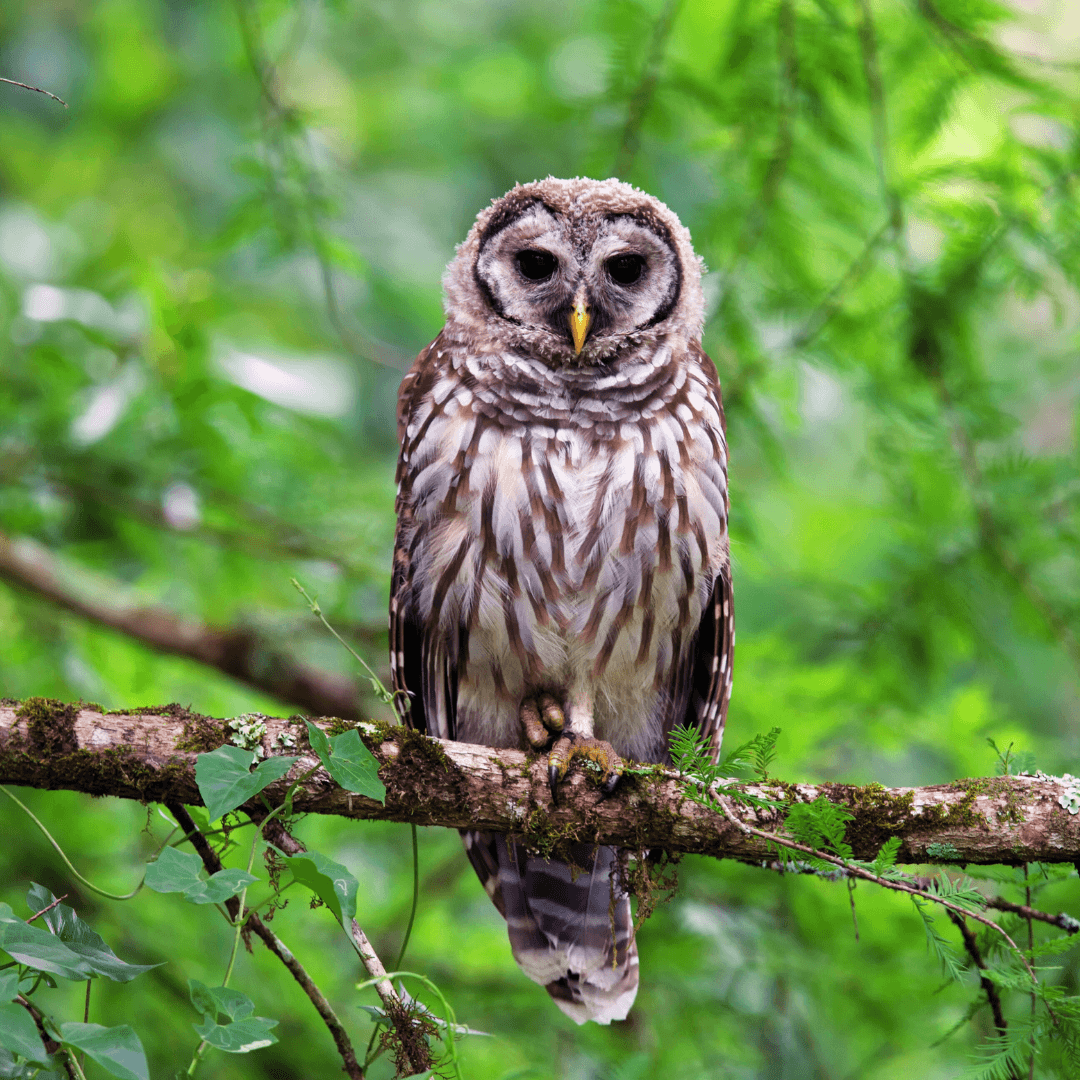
[569,300,591,355]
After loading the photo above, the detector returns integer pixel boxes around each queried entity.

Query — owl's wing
[662,344,734,764]
[389,334,457,741]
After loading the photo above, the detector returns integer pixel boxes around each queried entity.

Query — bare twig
[985,896,1080,935]
[713,794,1039,985]
[26,893,69,924]
[165,802,365,1079]
[0,76,67,107]
[947,910,1013,1054]
[614,0,683,176]
[0,530,363,721]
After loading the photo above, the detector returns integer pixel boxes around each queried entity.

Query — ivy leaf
[280,849,358,925]
[195,745,297,822]
[144,852,256,905]
[0,1003,48,1066]
[183,870,258,905]
[58,1023,149,1080]
[305,721,386,803]
[0,904,94,981]
[188,981,278,1054]
[23,887,157,983]
[143,848,203,894]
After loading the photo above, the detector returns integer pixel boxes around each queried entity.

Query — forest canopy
[1,0,1079,1077]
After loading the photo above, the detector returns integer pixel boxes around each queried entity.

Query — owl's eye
[515,249,558,281]
[605,253,646,285]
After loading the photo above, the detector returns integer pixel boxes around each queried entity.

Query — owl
[390,177,733,1024]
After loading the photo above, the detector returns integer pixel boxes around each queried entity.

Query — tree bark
[2,698,1079,866]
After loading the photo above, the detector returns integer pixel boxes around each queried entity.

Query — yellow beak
[569,302,591,355]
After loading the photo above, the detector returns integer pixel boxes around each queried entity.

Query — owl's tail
[462,830,638,1025]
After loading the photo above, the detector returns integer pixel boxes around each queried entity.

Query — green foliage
[278,850,358,927]
[143,848,257,906]
[304,719,386,803]
[194,745,297,823]
[187,982,278,1055]
[58,1023,149,1080]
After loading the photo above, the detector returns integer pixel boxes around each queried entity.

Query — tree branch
[3,699,1080,867]
[165,803,365,1079]
[0,532,363,721]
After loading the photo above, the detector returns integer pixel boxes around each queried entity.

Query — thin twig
[26,893,68,924]
[257,815,432,1076]
[614,0,683,176]
[714,794,1039,985]
[946,911,1013,1052]
[0,76,67,107]
[166,803,365,1080]
[856,0,902,236]
[985,897,1080,935]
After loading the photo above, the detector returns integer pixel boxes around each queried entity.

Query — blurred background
[1,0,1079,1076]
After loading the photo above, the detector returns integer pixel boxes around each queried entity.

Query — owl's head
[443,177,706,365]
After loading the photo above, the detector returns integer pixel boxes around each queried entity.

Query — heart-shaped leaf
[305,721,385,803]
[280,850,358,925]
[195,746,296,822]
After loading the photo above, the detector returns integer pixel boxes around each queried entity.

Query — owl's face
[443,178,705,365]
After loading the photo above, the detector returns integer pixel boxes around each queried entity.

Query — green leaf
[188,981,277,1053]
[58,1023,148,1080]
[329,729,386,802]
[0,1003,48,1066]
[0,1047,64,1079]
[183,869,258,905]
[0,904,94,981]
[193,1014,279,1053]
[195,745,297,822]
[143,847,203,893]
[281,849,358,925]
[305,721,385,802]
[0,974,17,1003]
[23,887,157,983]
[143,853,256,905]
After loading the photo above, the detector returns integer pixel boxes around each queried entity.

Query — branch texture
[2,699,1080,867]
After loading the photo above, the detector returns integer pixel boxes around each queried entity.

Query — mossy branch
[2,698,1080,866]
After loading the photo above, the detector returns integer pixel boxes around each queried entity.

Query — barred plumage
[390,177,733,1024]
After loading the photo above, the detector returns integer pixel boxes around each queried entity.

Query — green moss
[172,707,227,753]
[948,776,1025,825]
[17,697,78,756]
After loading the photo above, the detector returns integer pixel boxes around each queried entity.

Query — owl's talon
[520,699,550,750]
[546,734,622,802]
[538,693,565,734]
[520,693,567,752]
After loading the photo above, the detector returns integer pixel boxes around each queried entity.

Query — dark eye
[515,249,558,281]
[606,253,646,285]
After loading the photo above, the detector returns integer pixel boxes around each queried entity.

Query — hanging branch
[0,531,364,721]
[2,699,1080,868]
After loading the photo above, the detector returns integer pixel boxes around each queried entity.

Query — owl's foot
[519,693,565,750]
[547,734,623,805]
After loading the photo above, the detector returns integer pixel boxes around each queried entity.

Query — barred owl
[390,177,733,1024]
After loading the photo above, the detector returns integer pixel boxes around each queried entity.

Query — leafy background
[1,0,1079,1076]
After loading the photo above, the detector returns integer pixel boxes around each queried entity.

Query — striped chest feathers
[401,346,729,745]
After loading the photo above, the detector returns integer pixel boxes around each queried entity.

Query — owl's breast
[402,365,728,755]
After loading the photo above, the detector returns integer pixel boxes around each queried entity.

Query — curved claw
[548,763,561,806]
[600,771,622,798]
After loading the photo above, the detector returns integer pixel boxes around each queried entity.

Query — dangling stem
[0,786,143,901]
